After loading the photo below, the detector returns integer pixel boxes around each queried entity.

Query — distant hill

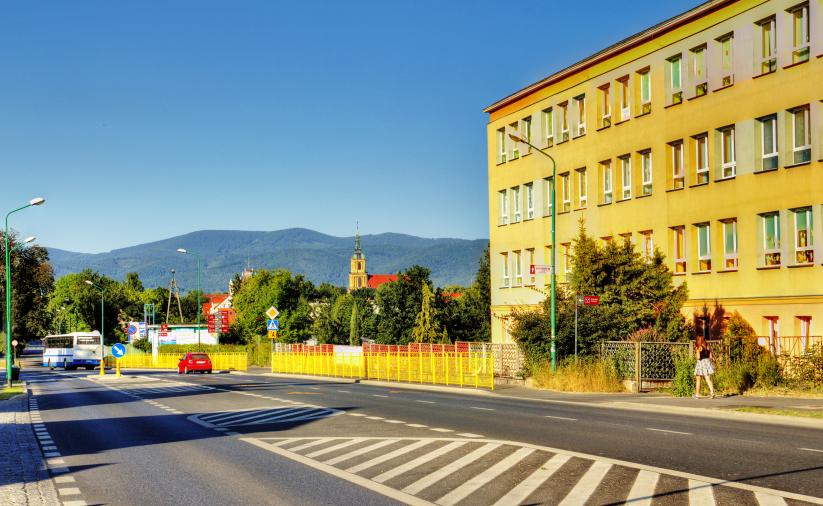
[47,228,488,293]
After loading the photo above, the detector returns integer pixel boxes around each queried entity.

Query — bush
[132,339,152,353]
[531,357,624,393]
[755,354,782,388]
[671,352,695,397]
[713,362,755,395]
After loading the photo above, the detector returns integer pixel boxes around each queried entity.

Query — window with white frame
[638,69,651,114]
[618,77,630,121]
[559,102,569,142]
[720,126,736,178]
[641,231,654,260]
[561,173,571,212]
[762,212,781,266]
[671,140,684,189]
[526,248,536,285]
[696,223,711,272]
[640,150,652,196]
[498,189,508,225]
[717,33,734,86]
[695,134,709,184]
[791,106,811,164]
[620,155,631,199]
[758,16,777,74]
[722,219,738,269]
[794,207,814,264]
[501,253,510,287]
[691,45,707,96]
[513,250,523,286]
[496,128,507,164]
[672,226,686,273]
[508,122,520,160]
[759,115,778,170]
[542,108,554,147]
[512,186,522,223]
[525,183,534,220]
[668,55,683,104]
[577,168,587,208]
[544,177,553,216]
[599,84,611,127]
[601,160,613,204]
[521,116,532,154]
[789,3,810,64]
[574,95,586,136]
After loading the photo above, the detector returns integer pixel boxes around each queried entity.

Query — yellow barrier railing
[271,351,494,390]
[105,352,247,371]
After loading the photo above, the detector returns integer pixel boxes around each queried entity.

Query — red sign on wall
[583,295,601,306]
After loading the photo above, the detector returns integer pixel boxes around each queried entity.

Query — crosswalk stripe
[437,447,534,506]
[288,439,336,453]
[688,480,716,506]
[203,408,300,424]
[625,469,659,506]
[755,492,788,506]
[239,409,330,426]
[346,440,434,474]
[373,441,467,484]
[216,408,306,426]
[323,439,399,466]
[402,443,501,496]
[558,460,612,506]
[306,438,367,459]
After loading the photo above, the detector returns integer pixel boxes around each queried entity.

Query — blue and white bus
[43,332,103,370]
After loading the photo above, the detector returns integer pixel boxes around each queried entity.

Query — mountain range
[47,229,489,293]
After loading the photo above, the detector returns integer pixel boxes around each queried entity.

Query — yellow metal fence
[105,352,247,371]
[271,351,494,390]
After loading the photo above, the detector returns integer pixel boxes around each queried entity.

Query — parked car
[178,352,212,374]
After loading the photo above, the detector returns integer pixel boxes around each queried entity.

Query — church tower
[348,228,368,292]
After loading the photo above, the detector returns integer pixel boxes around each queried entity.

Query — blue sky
[1,0,696,253]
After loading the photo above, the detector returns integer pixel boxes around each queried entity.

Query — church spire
[352,222,364,259]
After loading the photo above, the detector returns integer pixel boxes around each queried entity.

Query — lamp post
[509,133,558,373]
[177,248,202,351]
[5,197,45,387]
[84,280,105,376]
[8,237,36,362]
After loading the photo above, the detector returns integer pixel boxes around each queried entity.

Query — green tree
[376,265,432,344]
[349,299,360,346]
[0,233,54,341]
[411,283,439,343]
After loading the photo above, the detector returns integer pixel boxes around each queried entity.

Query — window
[638,69,651,114]
[574,95,586,136]
[620,155,631,199]
[512,186,522,223]
[618,77,630,121]
[577,168,587,208]
[498,190,508,225]
[544,177,553,216]
[562,243,571,275]
[601,160,613,204]
[513,250,523,286]
[717,33,734,86]
[760,115,778,170]
[542,108,554,147]
[508,122,520,160]
[758,17,777,74]
[496,128,507,164]
[559,102,569,142]
[762,212,781,266]
[501,253,510,287]
[671,141,684,189]
[526,249,536,285]
[691,45,707,96]
[599,84,611,127]
[525,183,534,220]
[668,55,683,104]
[794,207,814,264]
[789,3,810,63]
[720,126,736,178]
[640,231,654,260]
[521,116,532,153]
[672,226,686,273]
[640,150,652,196]
[696,223,711,272]
[561,173,571,212]
[722,219,738,269]
[695,134,709,184]
[791,106,811,164]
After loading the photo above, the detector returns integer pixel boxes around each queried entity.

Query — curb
[228,371,360,384]
[358,380,495,396]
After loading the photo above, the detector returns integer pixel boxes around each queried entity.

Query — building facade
[485,0,822,346]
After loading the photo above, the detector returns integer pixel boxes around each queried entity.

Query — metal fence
[105,352,248,371]
[463,342,525,378]
[601,341,694,391]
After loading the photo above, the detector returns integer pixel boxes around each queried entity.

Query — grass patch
[531,358,625,393]
[0,385,24,401]
[730,406,823,419]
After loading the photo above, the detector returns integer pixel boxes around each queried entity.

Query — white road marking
[438,447,534,506]
[800,448,823,453]
[289,438,337,453]
[755,492,788,505]
[559,460,612,506]
[225,432,240,436]
[346,439,433,474]
[366,416,385,420]
[309,386,320,390]
[492,453,570,506]
[403,443,501,495]
[471,406,495,411]
[457,433,484,438]
[646,428,692,436]
[323,439,398,466]
[407,423,428,428]
[54,476,75,484]
[337,390,351,393]
[62,501,87,506]
[306,438,366,459]
[688,480,716,506]
[544,415,578,421]
[44,452,61,458]
[626,469,659,506]
[430,428,453,433]
[57,487,81,495]
[373,394,388,398]
[347,413,367,417]
[384,420,405,424]
[373,441,466,484]
[416,400,435,404]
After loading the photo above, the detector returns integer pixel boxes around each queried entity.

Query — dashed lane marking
[647,427,693,436]
[544,415,577,421]
[457,433,484,438]
[471,406,495,411]
[415,400,435,404]
[800,448,823,453]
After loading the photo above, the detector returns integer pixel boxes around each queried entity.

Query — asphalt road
[16,363,823,506]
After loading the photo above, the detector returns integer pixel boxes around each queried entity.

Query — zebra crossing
[242,436,822,506]
[189,406,343,428]
[115,381,216,397]
[22,371,79,384]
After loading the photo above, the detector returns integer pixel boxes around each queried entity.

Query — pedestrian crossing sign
[267,319,279,331]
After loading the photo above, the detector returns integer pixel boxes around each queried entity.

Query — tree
[411,283,439,343]
[349,299,360,346]
[0,233,55,341]
[47,270,129,343]
[376,265,432,344]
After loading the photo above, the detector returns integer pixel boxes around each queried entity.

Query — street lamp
[8,236,36,362]
[509,133,558,373]
[5,197,45,387]
[177,248,202,351]
[85,280,105,376]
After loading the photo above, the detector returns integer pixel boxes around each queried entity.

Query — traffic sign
[127,324,137,336]
[583,295,601,306]
[267,319,279,331]
[265,306,279,319]
[530,264,552,275]
[268,330,277,339]
[111,343,127,358]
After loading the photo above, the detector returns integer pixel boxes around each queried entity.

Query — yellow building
[485,0,822,349]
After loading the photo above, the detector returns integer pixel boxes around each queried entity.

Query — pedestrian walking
[693,335,715,399]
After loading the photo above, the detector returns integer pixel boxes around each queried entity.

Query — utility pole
[166,269,184,324]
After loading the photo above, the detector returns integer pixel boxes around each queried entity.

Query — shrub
[755,354,782,388]
[713,362,755,395]
[671,352,695,397]
[132,339,152,353]
[531,357,624,393]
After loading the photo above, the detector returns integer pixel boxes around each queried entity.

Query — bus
[43,332,103,370]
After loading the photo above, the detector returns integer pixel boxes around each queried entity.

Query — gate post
[634,341,641,393]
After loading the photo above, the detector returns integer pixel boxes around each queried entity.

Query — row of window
[498,206,817,287]
[495,2,813,164]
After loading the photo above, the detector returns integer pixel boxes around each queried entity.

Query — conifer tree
[411,283,438,343]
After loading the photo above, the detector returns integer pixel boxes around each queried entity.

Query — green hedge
[158,343,271,367]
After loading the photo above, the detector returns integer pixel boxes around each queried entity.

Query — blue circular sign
[111,343,127,358]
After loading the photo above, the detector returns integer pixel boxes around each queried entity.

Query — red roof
[367,274,398,289]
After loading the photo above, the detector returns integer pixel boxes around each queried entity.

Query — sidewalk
[0,388,59,505]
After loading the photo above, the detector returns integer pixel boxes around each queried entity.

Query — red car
[178,352,213,374]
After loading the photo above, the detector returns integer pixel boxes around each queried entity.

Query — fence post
[459,353,464,387]
[431,351,436,385]
[445,351,449,386]
[474,353,479,388]
[397,352,401,382]
[407,348,411,383]
[634,341,641,393]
